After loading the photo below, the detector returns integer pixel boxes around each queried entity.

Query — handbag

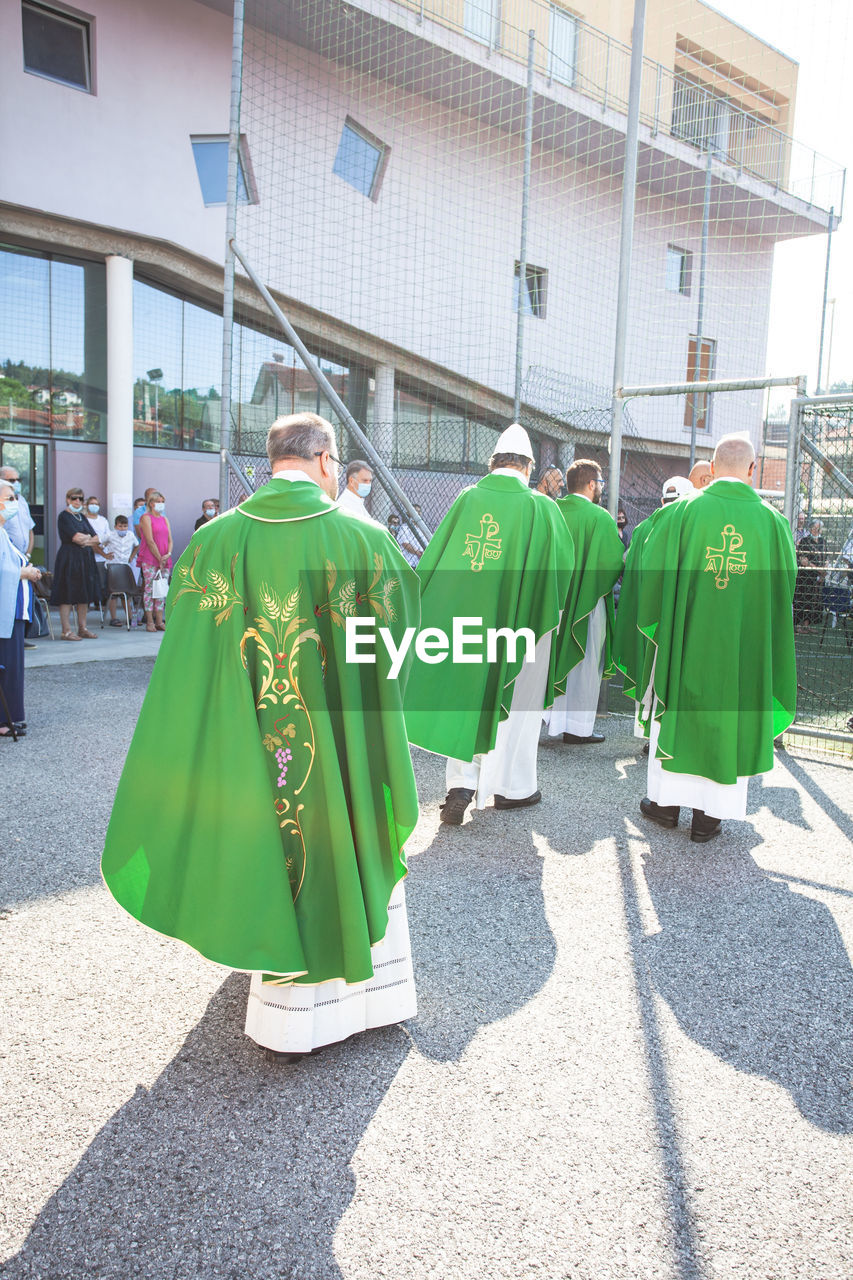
[151,570,170,601]
[26,596,50,639]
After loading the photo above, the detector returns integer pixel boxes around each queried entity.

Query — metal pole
[514,30,536,422]
[782,395,800,527]
[815,205,834,393]
[230,240,431,548]
[689,147,713,468]
[220,0,245,509]
[608,0,647,520]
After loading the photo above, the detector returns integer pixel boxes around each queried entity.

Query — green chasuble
[636,480,797,784]
[102,478,421,984]
[612,502,678,700]
[551,495,625,692]
[405,472,575,760]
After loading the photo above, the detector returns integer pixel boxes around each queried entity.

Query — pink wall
[52,443,219,568]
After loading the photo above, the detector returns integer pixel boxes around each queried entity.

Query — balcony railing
[394,0,845,214]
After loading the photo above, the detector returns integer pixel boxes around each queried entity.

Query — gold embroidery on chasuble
[704,523,747,590]
[463,513,502,572]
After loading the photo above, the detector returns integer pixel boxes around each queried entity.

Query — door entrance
[0,438,49,565]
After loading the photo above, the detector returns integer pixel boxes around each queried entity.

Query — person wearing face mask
[137,492,173,632]
[49,487,101,640]
[195,499,218,532]
[103,413,421,1061]
[0,466,35,558]
[100,515,140,626]
[337,460,382,525]
[0,482,42,735]
[84,495,111,608]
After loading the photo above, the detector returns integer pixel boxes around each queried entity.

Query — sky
[713,0,852,402]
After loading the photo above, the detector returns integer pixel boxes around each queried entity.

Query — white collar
[707,476,750,486]
[489,468,528,484]
[570,491,592,502]
[271,468,319,488]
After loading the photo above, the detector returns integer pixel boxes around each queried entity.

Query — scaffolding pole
[689,149,713,468]
[219,0,245,509]
[230,240,431,548]
[815,206,835,393]
[513,30,536,422]
[608,0,647,520]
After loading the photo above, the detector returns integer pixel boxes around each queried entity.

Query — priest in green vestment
[543,459,625,745]
[102,414,421,1058]
[612,474,693,742]
[636,435,797,843]
[405,424,575,825]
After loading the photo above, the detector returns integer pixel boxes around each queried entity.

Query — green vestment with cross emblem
[636,480,797,784]
[101,477,421,984]
[404,472,576,760]
[550,494,626,695]
[612,500,683,701]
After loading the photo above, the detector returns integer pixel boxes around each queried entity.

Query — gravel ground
[1,659,852,1279]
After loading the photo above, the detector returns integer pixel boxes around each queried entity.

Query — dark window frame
[21,0,94,94]
[684,335,717,431]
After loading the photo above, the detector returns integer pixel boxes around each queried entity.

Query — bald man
[635,433,797,842]
[688,460,712,489]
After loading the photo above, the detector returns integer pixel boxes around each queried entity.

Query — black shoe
[562,731,605,744]
[691,809,722,843]
[24,641,37,649]
[493,790,542,810]
[440,787,475,825]
[641,741,650,755]
[640,797,679,828]
[265,1049,307,1064]
[109,619,123,628]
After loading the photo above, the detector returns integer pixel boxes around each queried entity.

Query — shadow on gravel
[5,828,556,1279]
[640,834,853,1134]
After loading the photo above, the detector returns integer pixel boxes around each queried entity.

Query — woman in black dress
[49,486,101,641]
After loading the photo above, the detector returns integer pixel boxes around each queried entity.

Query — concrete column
[106,255,135,522]
[371,363,395,522]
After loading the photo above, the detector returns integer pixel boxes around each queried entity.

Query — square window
[464,0,498,47]
[514,262,548,318]
[666,245,692,295]
[549,6,578,88]
[22,1,91,92]
[333,119,388,200]
[190,136,256,207]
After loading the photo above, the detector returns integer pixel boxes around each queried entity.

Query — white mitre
[495,422,534,460]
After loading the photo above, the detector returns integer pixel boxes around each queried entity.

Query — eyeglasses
[315,450,342,472]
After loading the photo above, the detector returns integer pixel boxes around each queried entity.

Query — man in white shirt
[85,495,112,606]
[337,460,382,524]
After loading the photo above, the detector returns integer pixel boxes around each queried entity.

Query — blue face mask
[116,529,128,537]
[12,480,22,495]
[3,501,19,520]
[357,482,372,499]
[88,503,99,514]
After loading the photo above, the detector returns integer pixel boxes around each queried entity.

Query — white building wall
[0,0,782,453]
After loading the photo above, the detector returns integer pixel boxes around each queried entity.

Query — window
[514,262,548,318]
[684,336,716,431]
[666,246,692,295]
[332,119,388,200]
[464,0,498,47]
[549,6,578,87]
[22,1,92,92]
[190,136,256,206]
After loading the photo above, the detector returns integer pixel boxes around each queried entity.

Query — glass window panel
[665,247,684,293]
[22,2,90,92]
[0,247,51,437]
[182,299,222,453]
[50,258,104,441]
[191,138,251,206]
[133,281,183,448]
[333,123,382,198]
[549,7,578,87]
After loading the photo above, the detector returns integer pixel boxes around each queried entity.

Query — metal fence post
[816,206,835,393]
[514,31,536,422]
[689,148,713,467]
[783,396,802,528]
[219,0,245,508]
[609,0,647,520]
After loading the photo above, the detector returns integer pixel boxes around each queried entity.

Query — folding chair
[106,563,142,629]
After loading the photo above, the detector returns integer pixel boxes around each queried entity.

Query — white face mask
[154,502,165,514]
